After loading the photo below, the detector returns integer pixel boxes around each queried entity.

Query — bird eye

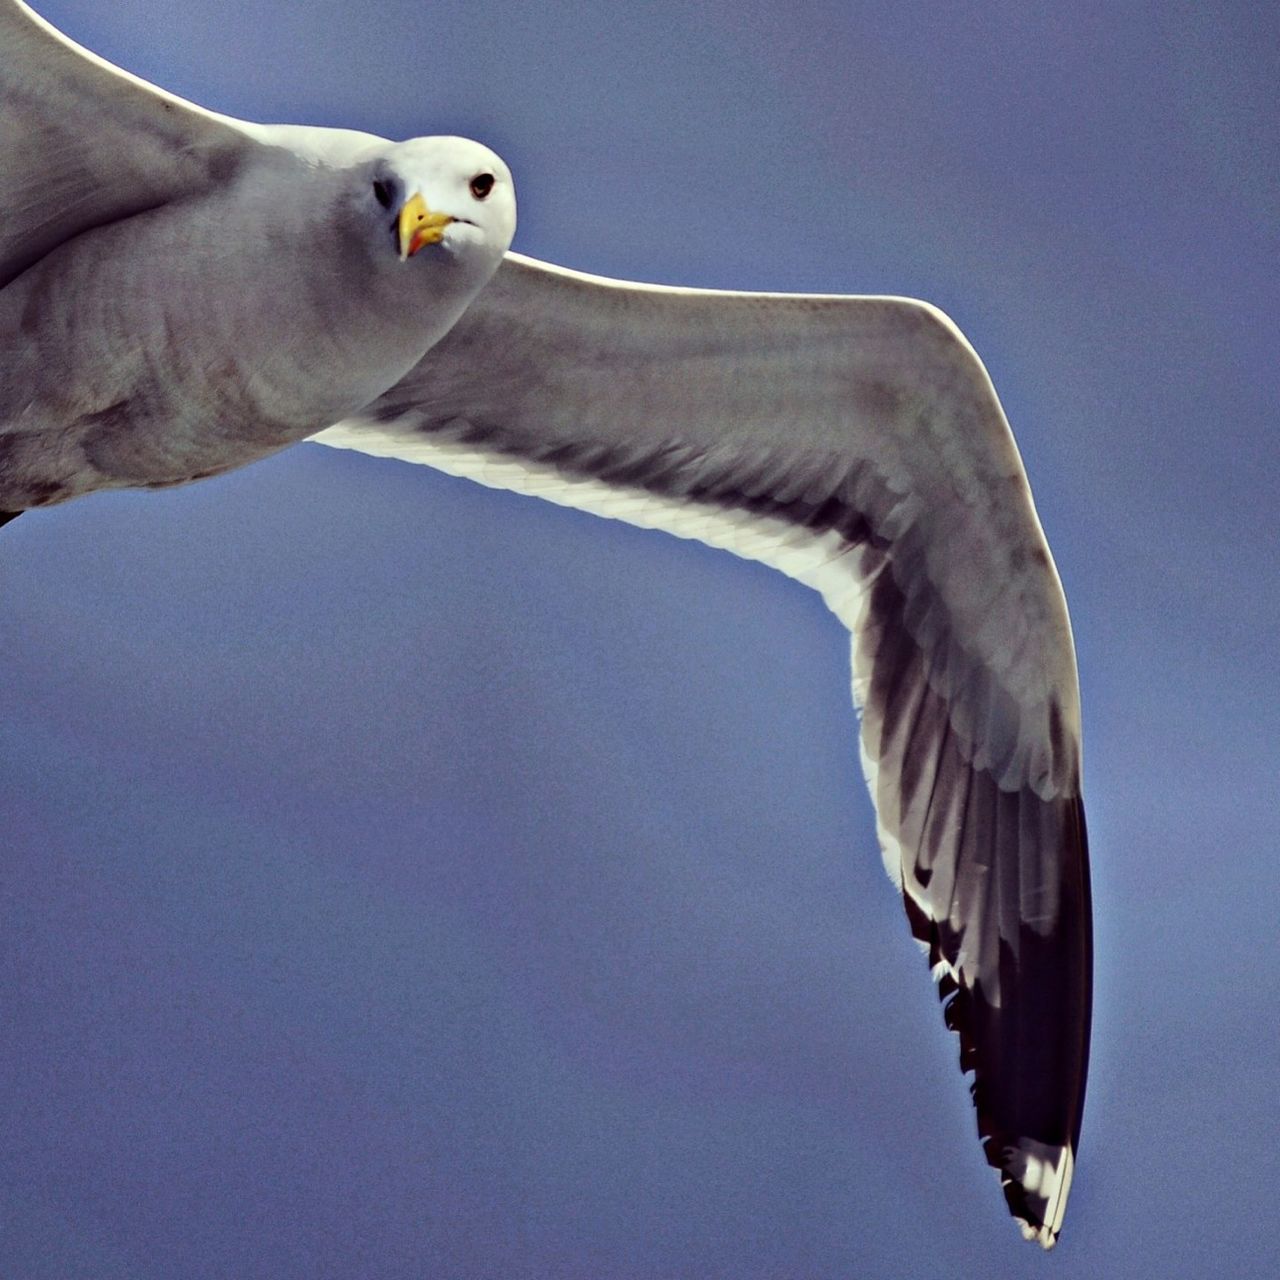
[372,179,393,209]
[469,173,495,200]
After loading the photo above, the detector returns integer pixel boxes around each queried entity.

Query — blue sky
[2,2,1276,1276]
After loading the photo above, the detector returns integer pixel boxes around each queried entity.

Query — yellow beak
[398,194,455,260]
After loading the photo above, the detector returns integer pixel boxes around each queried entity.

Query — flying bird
[0,0,1091,1248]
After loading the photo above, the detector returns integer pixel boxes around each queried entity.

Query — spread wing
[0,0,256,288]
[314,252,1093,1247]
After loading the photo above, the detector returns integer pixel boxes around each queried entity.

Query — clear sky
[2,2,1276,1277]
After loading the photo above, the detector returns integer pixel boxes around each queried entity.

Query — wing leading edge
[0,1,257,289]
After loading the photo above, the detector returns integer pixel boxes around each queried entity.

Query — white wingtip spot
[1017,1217,1058,1250]
[1007,1140,1074,1249]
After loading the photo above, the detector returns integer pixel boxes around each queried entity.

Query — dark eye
[372,179,393,209]
[469,173,495,201]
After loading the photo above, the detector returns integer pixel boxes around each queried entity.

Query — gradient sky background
[2,2,1276,1276]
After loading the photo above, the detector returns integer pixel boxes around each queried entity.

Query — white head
[366,136,515,282]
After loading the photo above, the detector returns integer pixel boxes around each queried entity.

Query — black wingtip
[900,790,1092,1246]
[985,796,1090,1246]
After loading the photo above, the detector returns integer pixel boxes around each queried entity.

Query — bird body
[0,0,1092,1248]
[0,132,513,505]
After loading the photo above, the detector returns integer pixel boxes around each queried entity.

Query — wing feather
[0,1,255,287]
[312,252,1092,1246]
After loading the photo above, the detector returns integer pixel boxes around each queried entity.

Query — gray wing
[314,252,1093,1247]
[0,0,256,288]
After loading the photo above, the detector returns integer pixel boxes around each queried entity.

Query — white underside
[315,420,915,902]
[313,421,874,655]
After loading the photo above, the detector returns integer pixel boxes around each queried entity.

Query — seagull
[0,0,1091,1248]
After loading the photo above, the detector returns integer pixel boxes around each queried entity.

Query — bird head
[367,137,515,277]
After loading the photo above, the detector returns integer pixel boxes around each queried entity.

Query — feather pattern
[315,251,1093,1246]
